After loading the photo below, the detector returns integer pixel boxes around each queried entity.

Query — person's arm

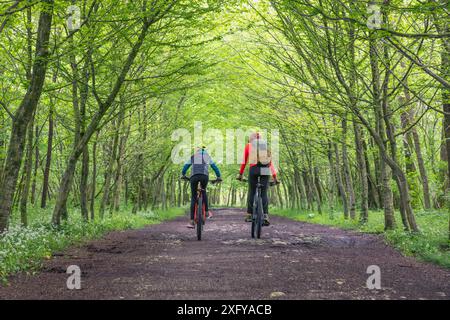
[269,162,277,180]
[181,157,192,176]
[210,159,221,178]
[239,143,250,176]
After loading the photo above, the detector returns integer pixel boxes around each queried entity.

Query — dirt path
[0,208,449,300]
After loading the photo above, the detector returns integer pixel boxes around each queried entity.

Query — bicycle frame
[240,176,278,239]
[252,177,264,238]
[193,181,206,226]
[181,176,221,240]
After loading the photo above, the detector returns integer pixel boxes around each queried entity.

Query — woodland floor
[0,208,449,300]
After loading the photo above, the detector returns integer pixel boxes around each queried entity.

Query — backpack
[249,138,272,166]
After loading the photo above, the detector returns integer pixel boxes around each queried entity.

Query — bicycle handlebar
[180,176,222,184]
[238,178,280,186]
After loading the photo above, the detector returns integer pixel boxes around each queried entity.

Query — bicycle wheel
[197,197,203,241]
[256,196,263,239]
[251,215,256,238]
[251,197,257,238]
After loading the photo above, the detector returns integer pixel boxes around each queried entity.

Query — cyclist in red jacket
[237,132,278,226]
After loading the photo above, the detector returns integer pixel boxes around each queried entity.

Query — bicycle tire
[251,215,256,238]
[197,197,203,241]
[251,195,258,238]
[256,196,263,239]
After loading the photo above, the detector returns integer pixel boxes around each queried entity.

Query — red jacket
[239,143,277,178]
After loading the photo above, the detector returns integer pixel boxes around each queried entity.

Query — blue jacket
[182,150,221,178]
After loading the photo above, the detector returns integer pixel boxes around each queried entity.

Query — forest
[0,0,449,280]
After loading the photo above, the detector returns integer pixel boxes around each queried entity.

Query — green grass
[273,207,450,269]
[0,205,184,281]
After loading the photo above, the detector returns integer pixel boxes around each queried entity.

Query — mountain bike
[240,177,279,239]
[181,176,221,240]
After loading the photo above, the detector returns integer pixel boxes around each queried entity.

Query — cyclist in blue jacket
[181,146,222,228]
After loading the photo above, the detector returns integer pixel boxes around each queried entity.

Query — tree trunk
[311,168,322,214]
[0,0,54,231]
[369,36,397,230]
[370,138,383,208]
[354,119,369,222]
[41,107,54,208]
[111,106,129,213]
[177,178,182,207]
[19,116,35,226]
[342,116,356,219]
[90,131,99,220]
[100,123,119,218]
[79,65,90,221]
[313,166,323,212]
[31,124,39,205]
[400,110,418,206]
[326,141,336,217]
[411,125,431,210]
[333,143,348,218]
[302,169,314,211]
[80,145,89,220]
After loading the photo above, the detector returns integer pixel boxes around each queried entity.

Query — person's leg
[257,166,270,226]
[260,174,269,214]
[247,166,258,218]
[190,176,199,220]
[200,175,209,212]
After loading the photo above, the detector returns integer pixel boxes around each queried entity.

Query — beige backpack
[249,138,272,166]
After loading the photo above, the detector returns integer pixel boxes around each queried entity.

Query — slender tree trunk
[281,176,289,209]
[302,169,313,211]
[90,131,99,220]
[177,178,182,207]
[327,141,336,217]
[30,124,39,205]
[333,143,348,218]
[342,116,356,219]
[311,168,322,214]
[314,166,323,205]
[400,110,418,205]
[0,112,5,172]
[445,90,450,240]
[380,152,396,230]
[370,138,383,208]
[411,125,431,210]
[19,116,35,226]
[295,168,307,209]
[79,68,90,221]
[80,145,89,220]
[41,107,54,208]
[354,119,369,222]
[100,123,119,218]
[111,106,129,213]
[369,36,397,230]
[19,4,35,225]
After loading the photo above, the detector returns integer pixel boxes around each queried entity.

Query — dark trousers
[190,174,209,219]
[247,166,269,215]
